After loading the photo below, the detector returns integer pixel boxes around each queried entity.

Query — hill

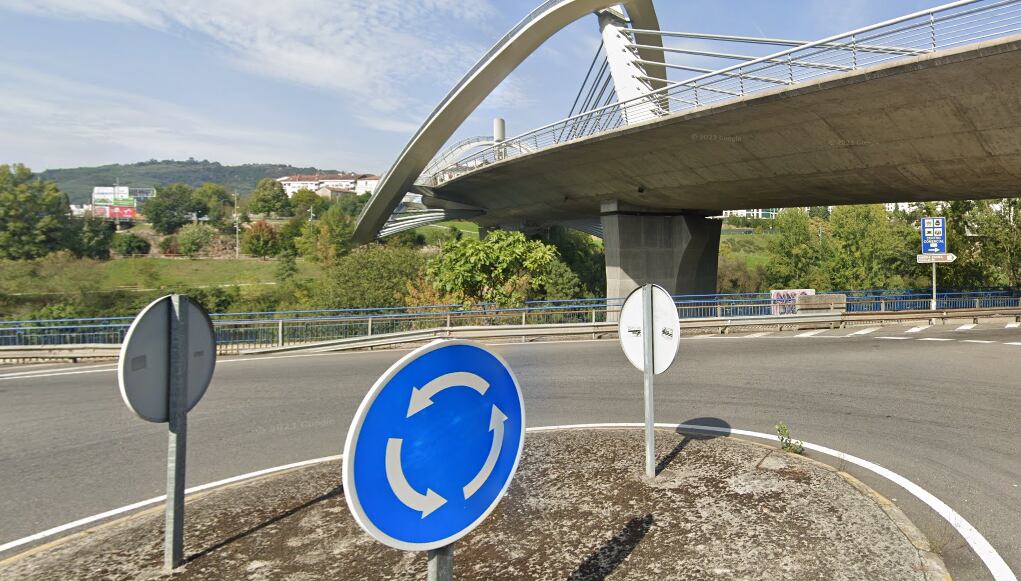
[38,159,349,204]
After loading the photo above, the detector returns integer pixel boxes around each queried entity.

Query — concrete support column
[601,201,721,299]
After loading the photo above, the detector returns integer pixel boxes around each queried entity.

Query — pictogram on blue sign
[921,216,947,254]
[343,339,525,551]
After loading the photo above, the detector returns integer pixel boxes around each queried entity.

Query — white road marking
[956,324,977,331]
[3,423,1013,581]
[1006,322,1021,329]
[795,330,826,337]
[742,331,773,338]
[850,327,880,336]
[906,326,930,334]
[962,340,995,344]
[919,338,954,342]
[1006,342,1021,346]
[0,363,116,379]
[876,336,910,340]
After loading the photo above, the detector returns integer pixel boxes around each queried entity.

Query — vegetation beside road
[2,164,1020,320]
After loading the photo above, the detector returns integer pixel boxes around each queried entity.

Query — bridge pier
[600,201,721,299]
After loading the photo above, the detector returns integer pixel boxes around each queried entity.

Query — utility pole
[308,205,315,223]
[233,191,240,260]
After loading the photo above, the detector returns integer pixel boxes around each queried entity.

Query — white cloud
[0,63,329,169]
[0,0,501,131]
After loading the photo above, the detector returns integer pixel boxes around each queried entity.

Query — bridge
[353,0,1021,298]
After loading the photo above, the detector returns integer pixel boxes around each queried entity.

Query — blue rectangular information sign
[921,217,946,254]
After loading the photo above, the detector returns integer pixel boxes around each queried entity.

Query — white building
[355,174,380,194]
[722,208,780,219]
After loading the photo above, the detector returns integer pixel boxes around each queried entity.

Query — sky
[0,0,942,173]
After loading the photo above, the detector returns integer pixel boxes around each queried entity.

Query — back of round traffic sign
[343,339,525,551]
[617,284,680,375]
[118,295,216,423]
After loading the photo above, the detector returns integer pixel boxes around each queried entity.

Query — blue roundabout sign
[342,339,525,551]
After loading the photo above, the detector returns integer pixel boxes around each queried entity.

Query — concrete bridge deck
[428,34,1021,227]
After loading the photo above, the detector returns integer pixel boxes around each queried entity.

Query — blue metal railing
[2,289,1017,351]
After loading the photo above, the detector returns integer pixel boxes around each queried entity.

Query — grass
[0,256,322,296]
[414,220,481,245]
[721,229,772,270]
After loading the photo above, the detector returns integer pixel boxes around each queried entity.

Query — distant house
[315,185,355,200]
[277,172,358,196]
[355,174,380,194]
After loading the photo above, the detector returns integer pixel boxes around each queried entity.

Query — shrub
[158,235,179,256]
[177,223,217,257]
[242,220,280,258]
[111,233,151,256]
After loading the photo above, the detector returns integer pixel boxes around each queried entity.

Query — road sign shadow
[185,484,344,565]
[567,514,654,581]
[656,417,732,476]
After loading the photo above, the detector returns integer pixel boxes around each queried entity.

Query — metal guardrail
[2,298,1019,362]
[421,0,1021,187]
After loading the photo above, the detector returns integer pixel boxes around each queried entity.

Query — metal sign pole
[164,295,189,571]
[931,262,937,311]
[642,284,656,479]
[427,544,454,581]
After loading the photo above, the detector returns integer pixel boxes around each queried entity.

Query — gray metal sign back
[618,284,680,375]
[118,295,216,423]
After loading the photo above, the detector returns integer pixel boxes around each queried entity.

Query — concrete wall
[601,202,721,298]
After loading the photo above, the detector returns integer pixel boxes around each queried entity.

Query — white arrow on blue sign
[343,339,525,551]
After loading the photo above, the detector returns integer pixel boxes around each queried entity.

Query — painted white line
[2,423,1013,581]
[956,324,977,331]
[1006,322,1021,329]
[919,338,955,342]
[906,326,930,334]
[0,363,116,380]
[742,332,773,338]
[795,330,826,337]
[850,327,880,336]
[0,454,343,555]
[962,340,995,344]
[876,336,910,340]
[0,368,118,382]
[1005,342,1021,346]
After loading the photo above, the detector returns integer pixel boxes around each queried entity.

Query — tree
[979,198,1021,288]
[914,201,997,290]
[192,183,234,231]
[335,192,371,218]
[290,188,329,220]
[143,183,202,234]
[808,206,831,219]
[242,220,280,257]
[75,214,114,259]
[764,208,828,289]
[536,226,605,297]
[247,178,291,217]
[426,230,560,305]
[275,249,299,284]
[177,223,217,257]
[295,206,353,262]
[111,233,151,256]
[826,205,902,290]
[0,164,76,260]
[312,244,427,309]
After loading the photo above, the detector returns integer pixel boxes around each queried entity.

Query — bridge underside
[426,35,1021,227]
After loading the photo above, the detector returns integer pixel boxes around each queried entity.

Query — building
[355,175,380,194]
[277,173,381,197]
[722,208,780,219]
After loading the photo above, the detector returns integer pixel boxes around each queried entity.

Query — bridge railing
[422,0,1021,187]
[1,290,1017,354]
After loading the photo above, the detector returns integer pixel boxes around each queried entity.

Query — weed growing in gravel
[775,422,805,454]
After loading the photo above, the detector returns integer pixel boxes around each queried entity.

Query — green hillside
[38,159,348,204]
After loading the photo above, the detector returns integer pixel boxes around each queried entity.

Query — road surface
[1,322,1019,579]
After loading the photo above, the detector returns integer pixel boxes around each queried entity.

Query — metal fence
[2,290,1017,355]
[421,0,1021,187]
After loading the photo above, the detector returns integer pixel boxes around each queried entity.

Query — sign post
[618,284,680,479]
[919,217,948,311]
[118,294,216,571]
[343,339,525,579]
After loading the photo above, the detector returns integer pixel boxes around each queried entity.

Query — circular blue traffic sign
[342,339,525,551]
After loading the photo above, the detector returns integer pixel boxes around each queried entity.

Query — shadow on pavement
[567,514,655,581]
[186,484,344,564]
[655,417,732,476]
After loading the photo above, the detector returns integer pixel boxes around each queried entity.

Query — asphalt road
[1,322,1019,579]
